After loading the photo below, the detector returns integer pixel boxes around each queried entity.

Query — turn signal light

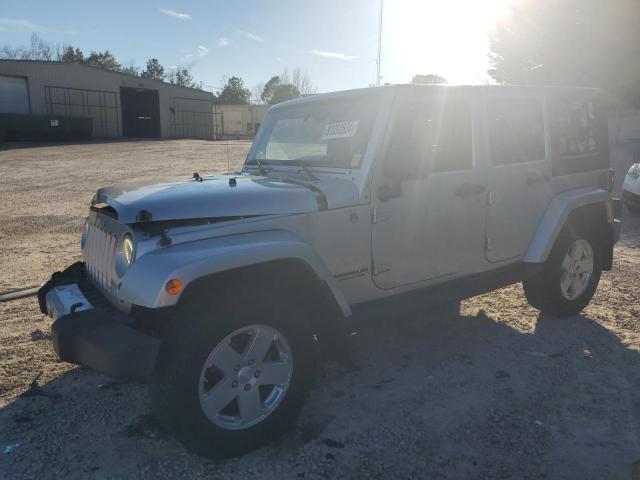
[165,278,183,295]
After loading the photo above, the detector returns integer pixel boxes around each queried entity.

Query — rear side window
[387,96,473,175]
[488,97,546,165]
[554,100,599,156]
[550,96,609,176]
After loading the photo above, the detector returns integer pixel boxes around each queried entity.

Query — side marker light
[165,279,183,295]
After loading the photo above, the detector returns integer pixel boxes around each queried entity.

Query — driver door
[371,91,488,289]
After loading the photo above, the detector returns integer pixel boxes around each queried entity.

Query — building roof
[0,59,213,96]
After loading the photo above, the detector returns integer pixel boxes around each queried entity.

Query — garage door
[120,87,161,138]
[0,75,29,114]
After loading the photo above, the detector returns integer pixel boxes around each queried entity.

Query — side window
[387,97,473,175]
[553,99,599,157]
[488,97,545,165]
[430,99,473,173]
[550,96,608,176]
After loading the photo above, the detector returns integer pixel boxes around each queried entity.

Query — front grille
[83,217,119,294]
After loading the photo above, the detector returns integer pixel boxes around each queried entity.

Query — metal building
[0,60,214,139]
[214,104,269,140]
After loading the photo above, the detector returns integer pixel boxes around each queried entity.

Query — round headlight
[122,233,135,265]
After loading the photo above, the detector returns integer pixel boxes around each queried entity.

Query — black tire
[150,287,316,458]
[625,199,640,214]
[624,191,640,213]
[523,228,602,317]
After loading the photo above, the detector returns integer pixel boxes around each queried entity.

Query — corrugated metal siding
[0,60,214,139]
[215,104,268,139]
[45,86,121,137]
[170,96,214,139]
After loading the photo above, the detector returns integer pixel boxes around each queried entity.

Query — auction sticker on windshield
[322,120,360,140]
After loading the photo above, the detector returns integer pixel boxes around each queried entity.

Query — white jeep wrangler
[39,85,621,458]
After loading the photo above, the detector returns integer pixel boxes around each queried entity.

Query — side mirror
[378,144,421,201]
[382,143,435,181]
[377,180,402,202]
[379,109,435,190]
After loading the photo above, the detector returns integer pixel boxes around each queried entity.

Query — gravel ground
[0,139,639,480]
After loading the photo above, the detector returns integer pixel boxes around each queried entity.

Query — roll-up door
[0,75,29,114]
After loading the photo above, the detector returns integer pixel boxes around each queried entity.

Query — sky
[0,0,511,95]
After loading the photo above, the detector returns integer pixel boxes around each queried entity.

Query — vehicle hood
[94,174,359,224]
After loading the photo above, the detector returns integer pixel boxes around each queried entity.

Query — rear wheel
[523,229,602,317]
[624,193,640,213]
[150,290,316,458]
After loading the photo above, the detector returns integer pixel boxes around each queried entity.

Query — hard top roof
[271,83,604,110]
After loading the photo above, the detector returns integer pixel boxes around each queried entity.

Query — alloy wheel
[198,325,293,430]
[559,239,594,301]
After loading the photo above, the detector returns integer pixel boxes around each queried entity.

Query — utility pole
[376,0,384,87]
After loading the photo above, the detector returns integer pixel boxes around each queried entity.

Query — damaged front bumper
[38,263,160,380]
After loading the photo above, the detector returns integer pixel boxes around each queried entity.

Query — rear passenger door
[483,93,553,262]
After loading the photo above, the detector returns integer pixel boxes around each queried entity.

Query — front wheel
[150,292,315,458]
[523,231,602,317]
[625,197,640,213]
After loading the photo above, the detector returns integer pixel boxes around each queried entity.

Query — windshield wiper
[289,159,319,182]
[248,158,268,176]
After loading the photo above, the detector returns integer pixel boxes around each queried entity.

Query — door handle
[525,173,551,185]
[455,183,487,197]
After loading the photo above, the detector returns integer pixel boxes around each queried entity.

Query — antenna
[376,0,384,87]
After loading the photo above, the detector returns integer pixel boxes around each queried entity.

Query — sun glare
[384,0,513,84]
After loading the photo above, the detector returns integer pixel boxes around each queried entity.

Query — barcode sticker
[322,120,359,140]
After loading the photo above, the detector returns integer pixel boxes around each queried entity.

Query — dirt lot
[1,139,639,479]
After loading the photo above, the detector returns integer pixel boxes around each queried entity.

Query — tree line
[218,68,316,105]
[0,34,318,104]
[488,0,640,105]
[0,34,199,88]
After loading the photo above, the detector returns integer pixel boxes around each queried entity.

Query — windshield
[247,96,379,169]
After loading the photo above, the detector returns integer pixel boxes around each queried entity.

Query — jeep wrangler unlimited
[39,85,621,458]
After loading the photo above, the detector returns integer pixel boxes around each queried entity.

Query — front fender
[524,187,611,263]
[118,230,351,316]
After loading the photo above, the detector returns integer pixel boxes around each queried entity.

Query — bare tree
[252,82,265,103]
[292,68,316,95]
[0,45,21,59]
[25,34,54,60]
[280,68,316,95]
[0,34,56,61]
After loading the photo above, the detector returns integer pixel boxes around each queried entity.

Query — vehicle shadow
[1,307,640,480]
